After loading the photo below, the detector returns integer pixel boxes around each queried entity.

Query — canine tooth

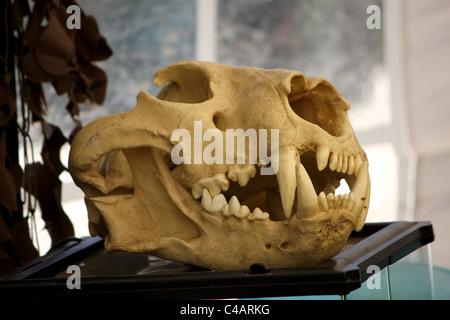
[318,191,329,211]
[192,173,230,199]
[329,152,338,171]
[227,164,256,187]
[347,155,355,175]
[248,207,269,220]
[295,162,319,219]
[316,146,330,172]
[276,146,298,219]
[210,194,227,213]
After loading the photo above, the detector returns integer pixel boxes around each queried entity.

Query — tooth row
[316,146,363,175]
[318,191,355,212]
[201,189,269,220]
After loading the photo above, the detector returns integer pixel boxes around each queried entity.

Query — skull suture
[69,61,370,271]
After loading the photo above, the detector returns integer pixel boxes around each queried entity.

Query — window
[35,0,413,252]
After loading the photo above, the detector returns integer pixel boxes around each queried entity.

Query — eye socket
[156,63,213,104]
[289,77,344,137]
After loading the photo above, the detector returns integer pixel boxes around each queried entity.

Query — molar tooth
[210,194,227,213]
[329,152,338,171]
[237,205,251,219]
[318,191,329,211]
[295,162,319,219]
[248,207,269,220]
[222,204,230,216]
[228,195,241,214]
[192,173,230,199]
[201,188,227,213]
[276,146,299,219]
[316,146,330,172]
[201,188,212,211]
[227,164,257,187]
[347,155,355,175]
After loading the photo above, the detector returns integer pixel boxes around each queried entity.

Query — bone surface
[69,60,371,271]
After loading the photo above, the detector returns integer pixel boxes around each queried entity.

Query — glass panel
[347,244,435,300]
[387,244,435,300]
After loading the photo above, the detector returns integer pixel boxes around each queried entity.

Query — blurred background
[28,0,449,277]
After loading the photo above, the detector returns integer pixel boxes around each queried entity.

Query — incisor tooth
[276,146,298,219]
[316,146,330,172]
[342,155,348,174]
[295,162,319,219]
[342,194,349,209]
[326,193,334,208]
[336,194,343,208]
[336,153,343,172]
[329,152,338,171]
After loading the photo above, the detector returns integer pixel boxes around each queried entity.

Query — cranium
[69,61,370,271]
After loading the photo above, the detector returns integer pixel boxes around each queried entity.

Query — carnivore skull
[69,61,370,271]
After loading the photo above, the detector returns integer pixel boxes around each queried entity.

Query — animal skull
[69,61,370,271]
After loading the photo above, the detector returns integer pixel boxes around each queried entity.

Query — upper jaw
[187,145,370,226]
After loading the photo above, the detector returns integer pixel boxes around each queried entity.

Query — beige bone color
[69,61,371,270]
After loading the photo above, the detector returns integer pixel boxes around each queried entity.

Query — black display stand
[0,221,434,300]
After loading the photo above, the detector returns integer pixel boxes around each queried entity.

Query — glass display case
[0,221,434,300]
